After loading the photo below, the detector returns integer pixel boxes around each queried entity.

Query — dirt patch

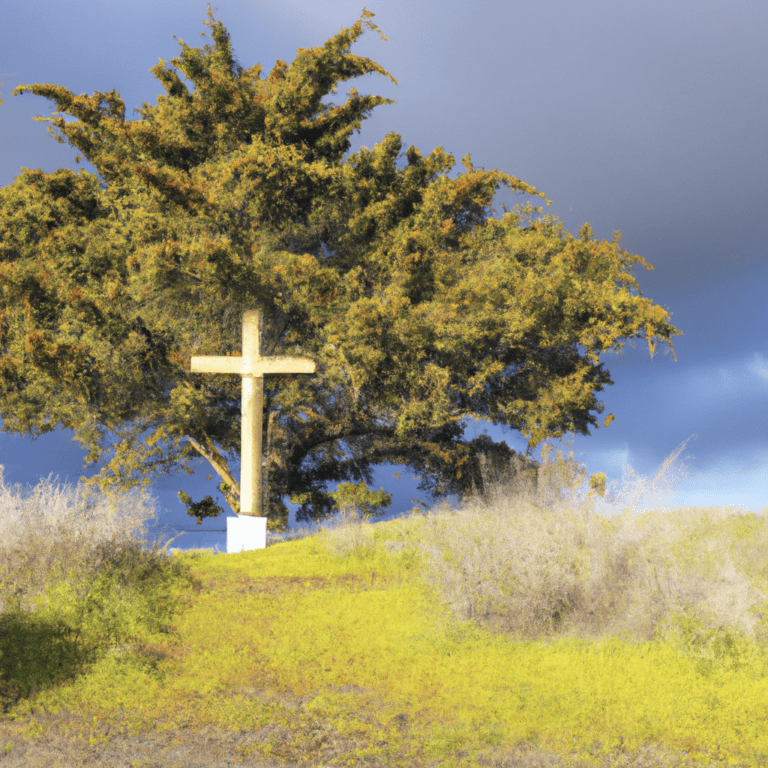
[0,716,711,768]
[0,719,297,767]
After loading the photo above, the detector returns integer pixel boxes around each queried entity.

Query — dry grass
[398,437,768,648]
[2,442,768,767]
[0,470,176,601]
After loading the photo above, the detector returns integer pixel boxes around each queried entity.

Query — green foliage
[1,541,191,709]
[177,490,224,525]
[329,481,391,518]
[0,5,680,528]
[34,541,188,646]
[654,608,759,678]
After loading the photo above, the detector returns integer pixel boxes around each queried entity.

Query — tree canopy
[0,6,680,529]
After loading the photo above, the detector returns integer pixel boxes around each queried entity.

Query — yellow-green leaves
[329,481,392,520]
[0,6,680,526]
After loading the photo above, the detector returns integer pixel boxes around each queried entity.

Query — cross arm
[190,356,243,374]
[258,357,316,375]
[190,355,317,376]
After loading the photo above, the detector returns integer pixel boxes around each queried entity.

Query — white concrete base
[227,515,267,553]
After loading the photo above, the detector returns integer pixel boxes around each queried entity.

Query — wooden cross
[190,310,316,517]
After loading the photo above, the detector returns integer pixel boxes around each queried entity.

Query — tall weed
[0,469,160,611]
[322,437,768,655]
[0,470,189,709]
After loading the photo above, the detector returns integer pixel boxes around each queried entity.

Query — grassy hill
[2,447,768,767]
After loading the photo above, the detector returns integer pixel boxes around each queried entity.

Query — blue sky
[1,0,766,549]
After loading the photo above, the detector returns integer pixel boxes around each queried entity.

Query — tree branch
[186,434,241,513]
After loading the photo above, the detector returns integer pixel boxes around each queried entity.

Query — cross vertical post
[190,310,316,551]
[240,312,264,516]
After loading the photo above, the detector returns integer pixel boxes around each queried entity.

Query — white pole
[240,372,264,516]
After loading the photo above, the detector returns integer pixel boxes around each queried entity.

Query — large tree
[0,7,679,530]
